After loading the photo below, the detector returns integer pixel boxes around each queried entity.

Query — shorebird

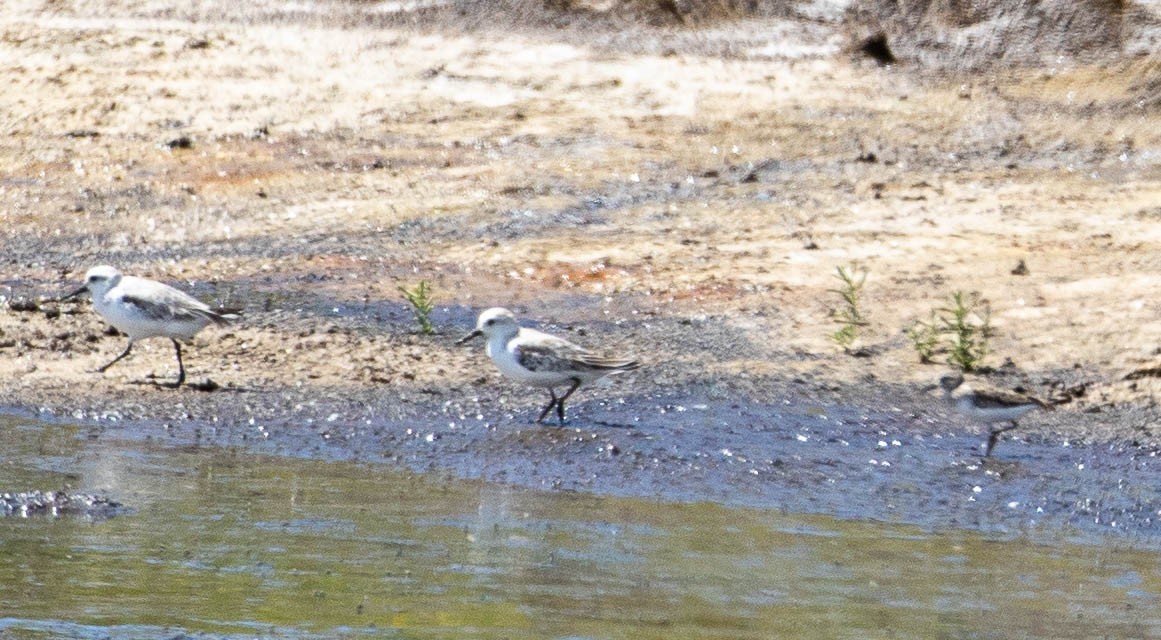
[457,307,640,425]
[937,373,1046,457]
[63,265,236,388]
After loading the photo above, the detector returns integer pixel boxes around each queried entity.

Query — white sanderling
[936,373,1046,457]
[457,307,640,425]
[63,265,236,388]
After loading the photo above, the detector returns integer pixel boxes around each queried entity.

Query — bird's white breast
[486,333,571,386]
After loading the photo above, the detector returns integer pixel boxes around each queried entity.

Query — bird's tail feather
[201,307,241,326]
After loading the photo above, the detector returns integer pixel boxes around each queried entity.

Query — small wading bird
[457,307,640,425]
[936,373,1047,457]
[63,265,236,388]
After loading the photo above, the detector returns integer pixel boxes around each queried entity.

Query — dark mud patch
[419,390,1161,544]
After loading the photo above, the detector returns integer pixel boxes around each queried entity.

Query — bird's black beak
[455,329,482,345]
[60,284,88,302]
[921,382,938,392]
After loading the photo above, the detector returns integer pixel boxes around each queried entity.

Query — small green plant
[939,290,990,371]
[908,291,992,370]
[906,311,940,364]
[829,265,869,352]
[399,280,435,335]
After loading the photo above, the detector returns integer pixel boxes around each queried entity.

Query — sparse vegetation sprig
[940,290,990,372]
[399,280,436,335]
[906,311,940,364]
[908,290,991,371]
[829,265,869,353]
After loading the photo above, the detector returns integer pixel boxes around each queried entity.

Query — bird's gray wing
[515,342,590,373]
[574,351,640,371]
[972,385,1045,409]
[121,292,231,326]
[516,338,638,373]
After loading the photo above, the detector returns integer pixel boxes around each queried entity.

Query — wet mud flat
[5,359,1161,545]
[154,393,1161,544]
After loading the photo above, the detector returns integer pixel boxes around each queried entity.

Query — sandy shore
[4,1,1161,455]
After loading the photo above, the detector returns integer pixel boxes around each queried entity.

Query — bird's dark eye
[485,319,495,326]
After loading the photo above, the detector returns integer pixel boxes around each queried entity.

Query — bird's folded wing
[576,352,640,371]
[515,341,588,373]
[971,385,1047,409]
[121,293,230,325]
[516,333,638,373]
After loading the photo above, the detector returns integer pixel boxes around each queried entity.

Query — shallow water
[2,415,1161,639]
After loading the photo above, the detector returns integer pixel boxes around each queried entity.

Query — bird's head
[456,307,520,344]
[62,265,121,301]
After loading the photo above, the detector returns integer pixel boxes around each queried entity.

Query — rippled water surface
[2,414,1160,639]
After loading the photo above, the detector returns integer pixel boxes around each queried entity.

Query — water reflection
[1,415,1159,639]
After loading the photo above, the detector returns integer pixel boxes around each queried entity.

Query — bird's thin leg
[97,340,134,373]
[536,388,559,424]
[984,421,1020,457]
[553,378,583,426]
[163,339,186,388]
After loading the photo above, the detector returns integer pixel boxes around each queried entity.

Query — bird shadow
[128,377,251,393]
[581,418,638,430]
